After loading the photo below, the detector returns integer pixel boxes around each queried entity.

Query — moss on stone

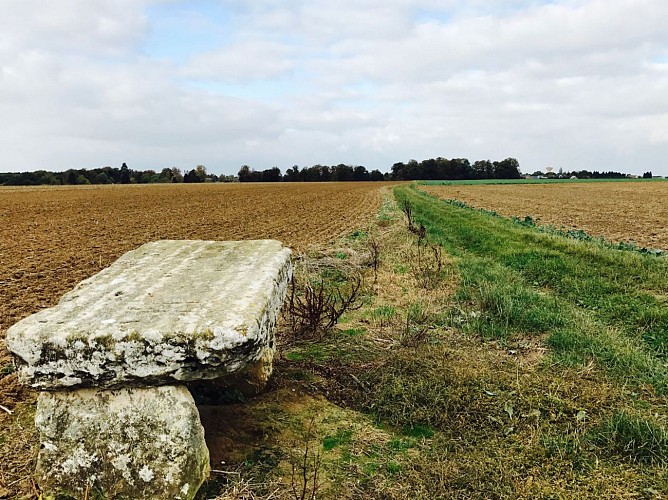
[124,331,143,343]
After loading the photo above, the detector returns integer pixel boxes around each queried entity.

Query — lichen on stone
[35,385,209,500]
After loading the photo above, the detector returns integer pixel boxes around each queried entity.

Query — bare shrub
[401,197,429,242]
[414,243,444,289]
[401,198,414,231]
[415,223,427,243]
[288,271,364,339]
[367,237,381,281]
[209,469,281,500]
[290,417,321,500]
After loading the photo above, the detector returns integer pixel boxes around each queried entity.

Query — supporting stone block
[35,385,209,500]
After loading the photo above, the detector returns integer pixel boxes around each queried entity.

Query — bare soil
[0,182,388,496]
[420,181,668,250]
[0,182,387,346]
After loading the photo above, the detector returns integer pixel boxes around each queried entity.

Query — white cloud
[0,0,667,175]
[0,0,150,56]
[182,41,295,82]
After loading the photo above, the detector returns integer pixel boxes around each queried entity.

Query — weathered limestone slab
[35,385,209,500]
[6,239,292,390]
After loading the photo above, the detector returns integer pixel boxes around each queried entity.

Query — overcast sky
[1,0,667,176]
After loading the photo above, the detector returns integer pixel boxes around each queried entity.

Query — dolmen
[6,240,292,499]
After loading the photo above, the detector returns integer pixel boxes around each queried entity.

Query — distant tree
[450,158,472,180]
[120,163,131,184]
[195,165,207,182]
[283,165,301,182]
[318,165,331,182]
[39,171,60,185]
[142,170,160,183]
[260,167,282,182]
[573,170,592,179]
[404,160,419,180]
[369,169,384,181]
[391,162,407,180]
[421,158,437,180]
[352,165,370,181]
[170,167,183,183]
[331,164,354,181]
[62,169,77,185]
[238,165,252,182]
[473,160,493,179]
[95,172,111,184]
[158,168,173,183]
[493,158,522,179]
[302,165,323,182]
[183,169,202,183]
[643,171,653,179]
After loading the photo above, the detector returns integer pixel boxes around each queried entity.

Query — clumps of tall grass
[547,317,668,394]
[399,303,432,347]
[395,241,449,290]
[369,304,397,330]
[451,257,568,339]
[360,348,474,430]
[594,410,668,465]
[358,344,519,436]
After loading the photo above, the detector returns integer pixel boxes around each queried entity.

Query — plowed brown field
[0,182,388,351]
[420,181,668,250]
[0,181,390,494]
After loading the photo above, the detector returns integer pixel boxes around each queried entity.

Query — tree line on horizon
[238,164,387,182]
[239,157,523,182]
[0,157,641,186]
[231,158,640,182]
[0,163,232,186]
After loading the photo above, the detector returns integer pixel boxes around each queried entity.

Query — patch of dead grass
[0,400,38,497]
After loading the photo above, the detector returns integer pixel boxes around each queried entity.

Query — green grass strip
[395,185,668,391]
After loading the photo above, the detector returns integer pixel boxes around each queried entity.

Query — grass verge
[396,185,668,393]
